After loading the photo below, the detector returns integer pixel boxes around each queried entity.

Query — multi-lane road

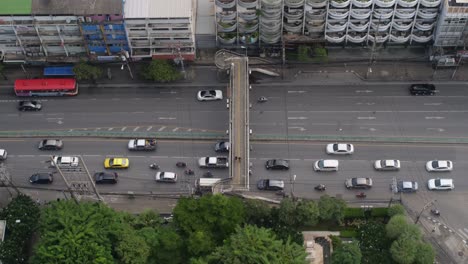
[1,82,468,240]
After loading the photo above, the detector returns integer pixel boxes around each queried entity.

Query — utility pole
[367,17,382,79]
[290,174,296,200]
[173,42,186,80]
[415,200,436,224]
[0,163,21,196]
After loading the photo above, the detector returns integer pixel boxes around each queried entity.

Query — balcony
[392,22,413,31]
[239,21,259,33]
[259,31,281,43]
[417,10,438,19]
[306,22,325,32]
[374,0,396,8]
[327,21,348,32]
[415,22,435,31]
[394,9,416,19]
[347,33,367,43]
[217,21,237,32]
[330,0,351,8]
[217,11,237,21]
[350,9,371,19]
[328,10,350,20]
[217,33,237,44]
[284,22,303,33]
[240,32,259,44]
[306,10,326,20]
[285,0,305,8]
[306,0,327,8]
[420,0,441,7]
[261,0,282,8]
[216,0,236,9]
[260,20,281,32]
[373,9,394,19]
[262,8,282,19]
[348,21,370,32]
[397,0,418,7]
[352,0,372,8]
[284,9,304,20]
[325,33,346,43]
[390,33,410,42]
[238,0,258,8]
[368,33,389,42]
[371,21,391,31]
[239,10,258,21]
[411,33,432,42]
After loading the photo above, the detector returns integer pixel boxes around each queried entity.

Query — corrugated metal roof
[124,0,192,18]
[0,0,32,15]
[31,0,122,15]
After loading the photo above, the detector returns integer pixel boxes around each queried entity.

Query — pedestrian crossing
[458,228,468,242]
[67,125,216,134]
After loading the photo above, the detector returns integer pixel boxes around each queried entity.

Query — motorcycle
[185,169,195,175]
[149,164,160,170]
[314,184,326,191]
[176,162,187,168]
[257,96,268,103]
[431,209,440,216]
[356,192,367,198]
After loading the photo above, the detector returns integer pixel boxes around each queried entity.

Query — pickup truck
[127,139,156,151]
[198,156,229,168]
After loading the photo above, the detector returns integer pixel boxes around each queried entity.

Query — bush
[344,208,365,219]
[371,208,388,217]
[340,230,358,238]
[388,204,405,217]
[330,235,343,249]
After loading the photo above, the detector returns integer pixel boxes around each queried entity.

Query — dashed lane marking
[172,127,179,132]
[147,126,153,131]
[121,127,127,131]
[108,128,114,131]
[158,126,166,132]
[133,127,140,132]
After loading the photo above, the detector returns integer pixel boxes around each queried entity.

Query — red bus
[14,78,78,97]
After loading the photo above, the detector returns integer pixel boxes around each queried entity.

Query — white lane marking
[128,156,145,158]
[355,90,373,93]
[427,128,445,132]
[458,229,468,240]
[121,127,127,131]
[160,91,177,94]
[356,102,375,105]
[360,127,377,131]
[173,156,190,159]
[108,128,114,131]
[425,116,445,120]
[147,126,153,131]
[159,117,176,120]
[290,123,306,126]
[288,127,306,131]
[288,91,306,94]
[288,117,308,120]
[95,128,101,131]
[151,156,169,158]
[82,154,101,157]
[187,128,193,132]
[158,126,166,132]
[357,117,376,120]
[18,155,34,157]
[133,127,140,131]
[424,103,442,106]
[132,112,144,114]
[133,98,142,100]
[172,127,179,132]
[91,98,97,100]
[68,129,74,132]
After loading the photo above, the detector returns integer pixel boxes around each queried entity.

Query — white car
[374,159,400,171]
[326,143,354,155]
[51,156,79,167]
[155,172,177,183]
[427,178,454,190]
[0,149,7,160]
[197,90,223,101]
[426,160,453,172]
[314,159,339,172]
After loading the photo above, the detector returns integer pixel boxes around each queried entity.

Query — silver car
[426,160,453,172]
[314,159,339,172]
[326,143,354,155]
[374,159,400,171]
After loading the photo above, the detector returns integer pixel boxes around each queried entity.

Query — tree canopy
[318,195,347,223]
[386,215,409,239]
[388,204,406,217]
[332,241,362,264]
[73,61,102,81]
[141,59,181,82]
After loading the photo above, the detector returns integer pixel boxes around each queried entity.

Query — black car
[38,139,63,150]
[94,172,118,184]
[257,179,285,191]
[18,100,42,111]
[29,173,53,184]
[409,84,436,95]
[265,159,290,170]
[214,141,230,152]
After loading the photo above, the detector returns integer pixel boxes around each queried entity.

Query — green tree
[358,221,393,264]
[318,195,347,223]
[0,194,40,264]
[386,215,409,239]
[278,197,298,227]
[73,61,103,81]
[205,225,308,264]
[332,241,362,264]
[115,229,150,264]
[414,242,435,264]
[130,209,162,229]
[173,195,245,257]
[137,226,184,264]
[296,199,320,226]
[390,235,417,264]
[141,59,181,82]
[401,224,422,241]
[243,199,273,227]
[388,204,406,217]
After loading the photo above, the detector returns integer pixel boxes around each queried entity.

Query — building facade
[434,0,468,47]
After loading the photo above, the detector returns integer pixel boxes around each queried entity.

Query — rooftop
[0,0,32,15]
[124,0,192,19]
[31,0,122,15]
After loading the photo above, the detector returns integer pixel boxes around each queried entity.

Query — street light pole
[415,200,436,224]
[290,174,296,200]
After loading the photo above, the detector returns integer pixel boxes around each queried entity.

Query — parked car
[397,181,418,193]
[409,84,436,95]
[345,177,372,189]
[29,173,53,184]
[18,100,42,111]
[38,139,63,150]
[426,160,453,172]
[155,172,178,183]
[197,90,223,101]
[326,143,354,155]
[427,178,454,190]
[94,172,118,184]
[265,159,290,170]
[374,159,400,171]
[214,141,230,152]
[314,159,339,172]
[0,149,7,161]
[104,158,129,169]
[257,179,284,191]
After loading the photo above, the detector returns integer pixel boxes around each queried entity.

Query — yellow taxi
[104,157,129,169]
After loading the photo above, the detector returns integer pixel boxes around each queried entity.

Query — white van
[314,159,339,172]
[196,178,222,193]
[0,149,7,160]
[51,156,79,167]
